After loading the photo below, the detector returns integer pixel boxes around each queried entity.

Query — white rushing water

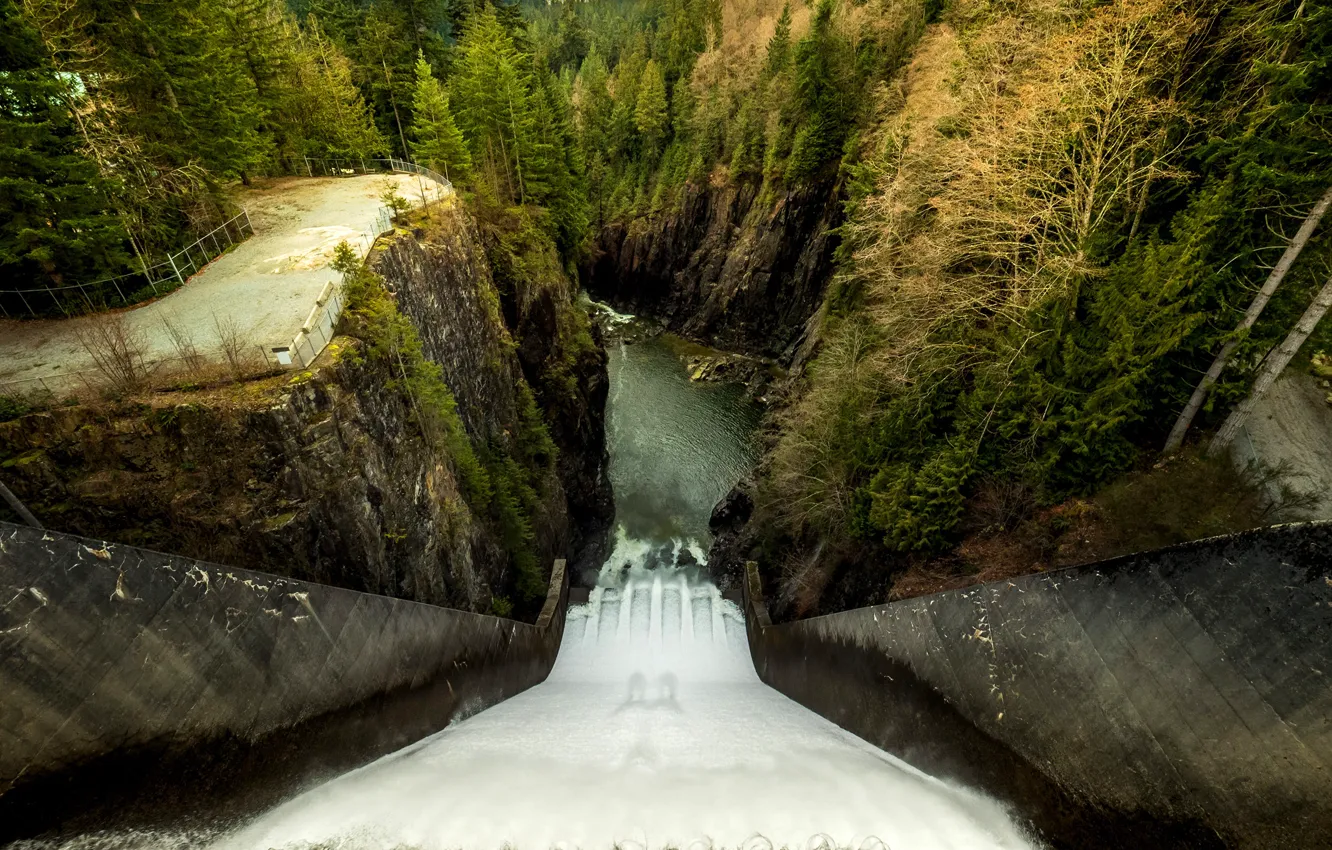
[219,546,1037,850]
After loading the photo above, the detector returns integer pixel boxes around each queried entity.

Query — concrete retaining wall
[0,521,568,841]
[744,523,1332,849]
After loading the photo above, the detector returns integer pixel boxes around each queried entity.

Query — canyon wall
[0,205,612,613]
[581,179,841,362]
[377,209,613,571]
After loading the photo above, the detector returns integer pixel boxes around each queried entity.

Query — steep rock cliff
[376,206,613,572]
[0,204,613,614]
[581,179,841,362]
[0,354,514,611]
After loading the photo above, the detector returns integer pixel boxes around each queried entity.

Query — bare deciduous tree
[213,314,255,379]
[161,314,204,376]
[75,311,150,395]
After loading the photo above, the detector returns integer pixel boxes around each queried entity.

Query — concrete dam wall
[0,521,569,842]
[744,523,1332,849]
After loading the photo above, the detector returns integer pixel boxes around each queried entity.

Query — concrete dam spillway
[3,326,1331,849]
[223,565,1036,850]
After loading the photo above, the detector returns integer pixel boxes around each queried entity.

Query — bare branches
[75,312,150,396]
[213,314,257,380]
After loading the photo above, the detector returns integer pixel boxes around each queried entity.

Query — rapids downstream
[218,323,1038,850]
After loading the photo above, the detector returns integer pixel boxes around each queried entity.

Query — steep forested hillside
[5,0,1330,614]
[527,0,1332,610]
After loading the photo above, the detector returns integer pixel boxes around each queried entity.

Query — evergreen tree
[634,59,668,154]
[217,0,298,172]
[450,3,540,204]
[79,0,273,180]
[410,52,472,184]
[290,16,388,159]
[786,0,853,181]
[765,3,792,77]
[551,0,589,73]
[0,0,129,305]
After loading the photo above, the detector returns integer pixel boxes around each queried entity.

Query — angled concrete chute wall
[0,521,569,842]
[744,523,1332,849]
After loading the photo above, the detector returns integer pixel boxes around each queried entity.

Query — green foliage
[767,0,1332,562]
[634,59,669,154]
[289,15,389,160]
[334,237,556,605]
[765,3,793,76]
[410,52,473,184]
[786,0,854,182]
[0,1,131,305]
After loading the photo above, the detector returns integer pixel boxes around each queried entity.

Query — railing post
[167,252,185,286]
[305,156,312,177]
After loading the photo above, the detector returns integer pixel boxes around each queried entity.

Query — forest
[3,0,1331,600]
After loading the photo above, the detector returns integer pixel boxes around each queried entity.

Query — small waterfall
[583,586,603,646]
[649,575,664,652]
[710,585,726,646]
[616,579,634,641]
[679,575,694,644]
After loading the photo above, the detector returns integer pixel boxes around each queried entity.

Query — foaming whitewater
[218,547,1037,850]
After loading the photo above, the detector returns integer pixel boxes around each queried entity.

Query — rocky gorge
[581,178,846,595]
[581,178,842,364]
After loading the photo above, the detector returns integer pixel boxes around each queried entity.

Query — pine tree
[787,0,853,181]
[410,52,472,184]
[290,16,388,159]
[450,3,541,204]
[81,0,273,180]
[765,3,792,77]
[216,0,297,173]
[633,59,669,154]
[551,0,589,73]
[607,44,645,159]
[353,4,418,157]
[0,0,129,306]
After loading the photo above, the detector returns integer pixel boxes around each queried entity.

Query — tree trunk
[0,479,43,529]
[1164,183,1332,453]
[1208,270,1332,455]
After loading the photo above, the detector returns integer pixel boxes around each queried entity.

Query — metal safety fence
[1,210,255,320]
[267,158,451,369]
[2,157,450,403]
[301,156,453,192]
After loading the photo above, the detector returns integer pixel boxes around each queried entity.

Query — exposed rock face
[374,207,614,574]
[0,206,612,613]
[707,482,755,592]
[0,355,512,612]
[581,179,841,362]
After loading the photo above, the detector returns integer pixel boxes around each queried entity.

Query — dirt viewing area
[0,174,445,393]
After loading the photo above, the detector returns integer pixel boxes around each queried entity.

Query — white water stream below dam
[223,322,1036,849]
[221,551,1037,850]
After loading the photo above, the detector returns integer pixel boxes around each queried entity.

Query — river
[215,314,1037,850]
[599,318,761,581]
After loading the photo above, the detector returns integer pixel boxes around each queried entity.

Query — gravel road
[0,174,444,393]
